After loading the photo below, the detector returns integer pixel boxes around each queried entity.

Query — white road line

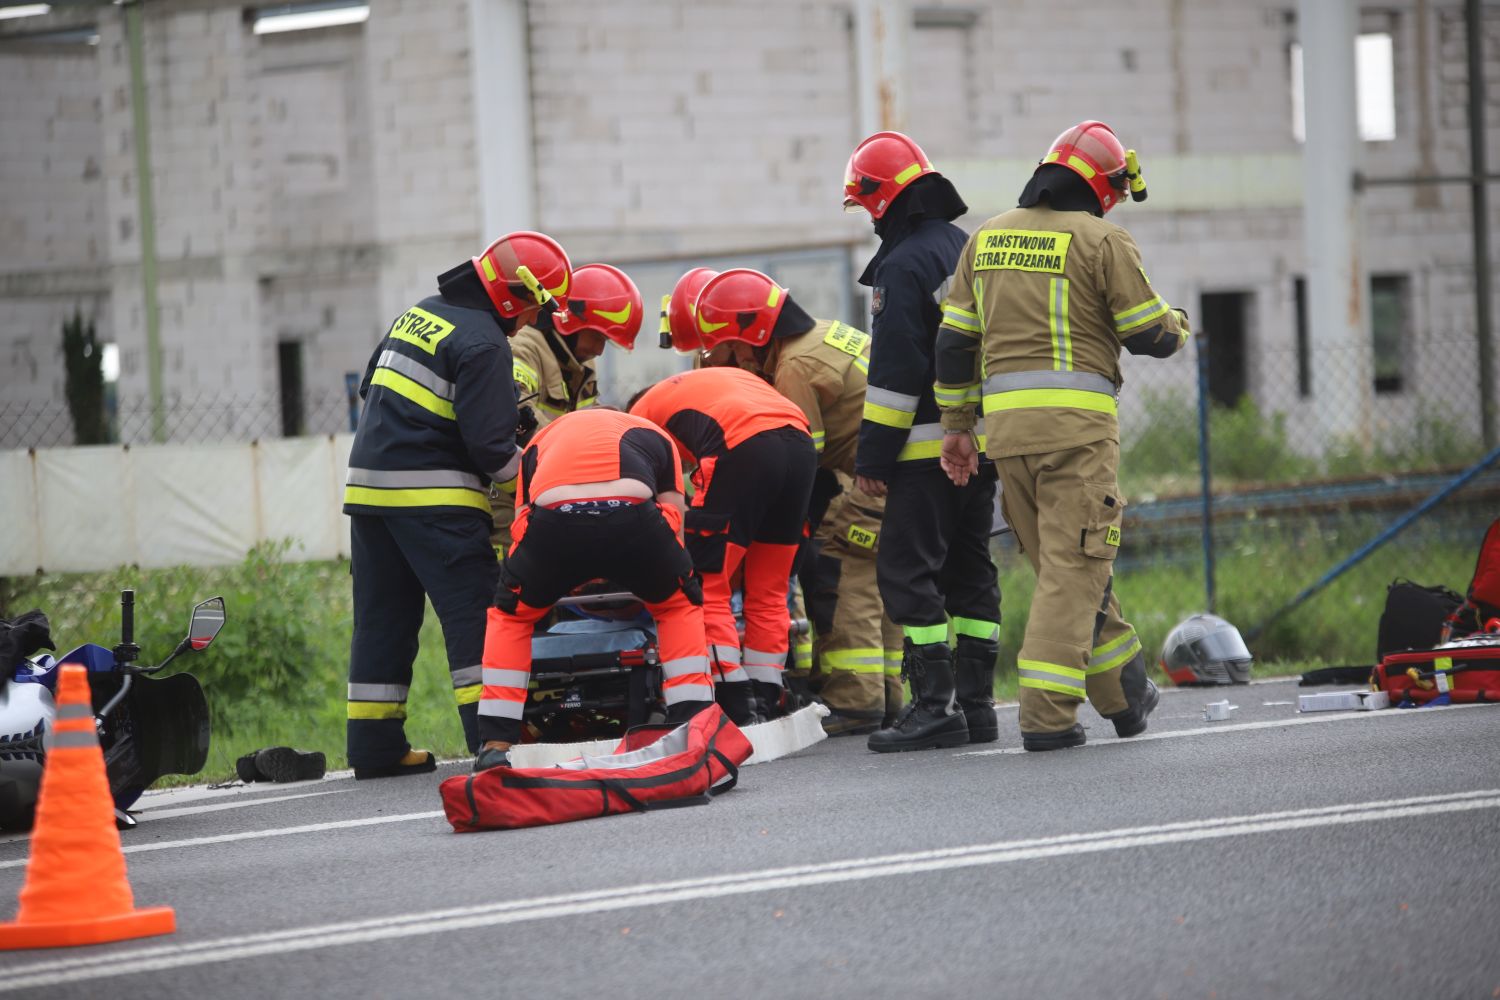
[0,790,353,847]
[2,787,1496,991]
[958,699,1500,756]
[0,810,443,871]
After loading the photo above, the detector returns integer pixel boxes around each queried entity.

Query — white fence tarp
[1,435,355,575]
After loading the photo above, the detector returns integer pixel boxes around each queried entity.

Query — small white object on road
[1203,700,1238,721]
[1298,690,1390,713]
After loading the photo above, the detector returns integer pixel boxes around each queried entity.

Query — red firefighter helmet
[472,231,572,320]
[1042,120,1130,215]
[663,267,718,353]
[843,131,938,219]
[694,268,788,349]
[552,263,643,349]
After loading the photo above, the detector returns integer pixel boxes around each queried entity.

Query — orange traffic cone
[0,664,175,949]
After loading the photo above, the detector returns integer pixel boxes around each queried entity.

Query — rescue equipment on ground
[440,704,752,831]
[695,268,789,348]
[1161,613,1253,686]
[843,131,938,219]
[1373,630,1500,705]
[552,262,643,349]
[660,267,718,353]
[471,230,572,320]
[1441,515,1500,642]
[1041,120,1133,215]
[0,665,176,950]
[1377,579,1467,660]
[1202,699,1237,721]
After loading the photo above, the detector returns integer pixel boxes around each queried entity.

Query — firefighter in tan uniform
[935,120,1188,751]
[691,268,905,734]
[490,263,643,549]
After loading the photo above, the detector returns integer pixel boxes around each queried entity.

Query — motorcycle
[0,589,223,831]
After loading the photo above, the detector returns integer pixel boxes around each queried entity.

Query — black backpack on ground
[1376,580,1468,661]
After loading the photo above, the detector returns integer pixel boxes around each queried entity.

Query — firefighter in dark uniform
[342,231,572,778]
[490,263,643,549]
[843,131,1002,753]
[693,267,904,736]
[935,120,1184,750]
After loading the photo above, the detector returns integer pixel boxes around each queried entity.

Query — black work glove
[679,571,704,607]
[493,563,522,614]
[515,404,539,449]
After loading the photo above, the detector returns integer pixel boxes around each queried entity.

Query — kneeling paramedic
[843,130,1003,752]
[935,120,1185,751]
[343,231,572,778]
[630,367,817,725]
[693,268,903,735]
[475,408,715,770]
[491,263,643,550]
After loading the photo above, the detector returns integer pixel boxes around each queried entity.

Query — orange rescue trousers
[478,500,713,745]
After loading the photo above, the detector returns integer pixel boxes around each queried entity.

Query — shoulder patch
[871,286,885,315]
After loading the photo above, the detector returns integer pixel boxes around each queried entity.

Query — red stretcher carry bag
[440,704,752,832]
[1373,636,1500,705]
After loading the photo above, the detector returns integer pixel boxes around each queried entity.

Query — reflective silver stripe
[348,682,409,702]
[660,655,710,679]
[932,275,952,305]
[346,467,485,491]
[664,683,715,705]
[377,350,454,399]
[716,665,749,684]
[56,703,92,721]
[903,423,944,444]
[710,645,741,666]
[983,371,1116,396]
[51,730,97,748]
[865,385,920,413]
[482,667,530,689]
[450,664,483,688]
[742,647,784,668]
[744,664,784,684]
[1017,666,1086,693]
[477,699,525,719]
[491,451,521,484]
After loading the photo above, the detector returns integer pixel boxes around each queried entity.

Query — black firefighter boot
[867,642,969,753]
[1104,650,1160,738]
[954,636,1000,744]
[716,680,761,727]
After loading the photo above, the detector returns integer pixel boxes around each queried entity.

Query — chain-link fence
[0,390,357,450]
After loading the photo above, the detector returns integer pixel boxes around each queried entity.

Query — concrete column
[468,0,536,241]
[853,0,909,137]
[1298,0,1372,448]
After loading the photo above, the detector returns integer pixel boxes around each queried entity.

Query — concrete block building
[1,0,1496,457]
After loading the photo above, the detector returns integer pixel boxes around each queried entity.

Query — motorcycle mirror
[187,597,226,651]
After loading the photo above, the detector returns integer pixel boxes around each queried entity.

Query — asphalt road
[1,679,1498,999]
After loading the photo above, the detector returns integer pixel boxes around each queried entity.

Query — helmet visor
[1192,628,1252,664]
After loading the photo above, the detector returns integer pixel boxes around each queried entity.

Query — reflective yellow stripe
[897,433,988,462]
[811,429,826,453]
[577,396,598,409]
[1113,295,1170,333]
[1018,659,1086,697]
[370,368,456,419]
[513,361,540,394]
[893,162,923,185]
[952,617,999,641]
[344,485,490,512]
[1087,637,1141,674]
[454,683,483,706]
[941,307,982,334]
[823,648,886,673]
[1049,278,1072,371]
[852,355,869,375]
[934,384,973,406]
[982,388,1117,415]
[884,650,903,677]
[1092,629,1138,658]
[903,623,948,645]
[863,400,916,429]
[347,701,407,720]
